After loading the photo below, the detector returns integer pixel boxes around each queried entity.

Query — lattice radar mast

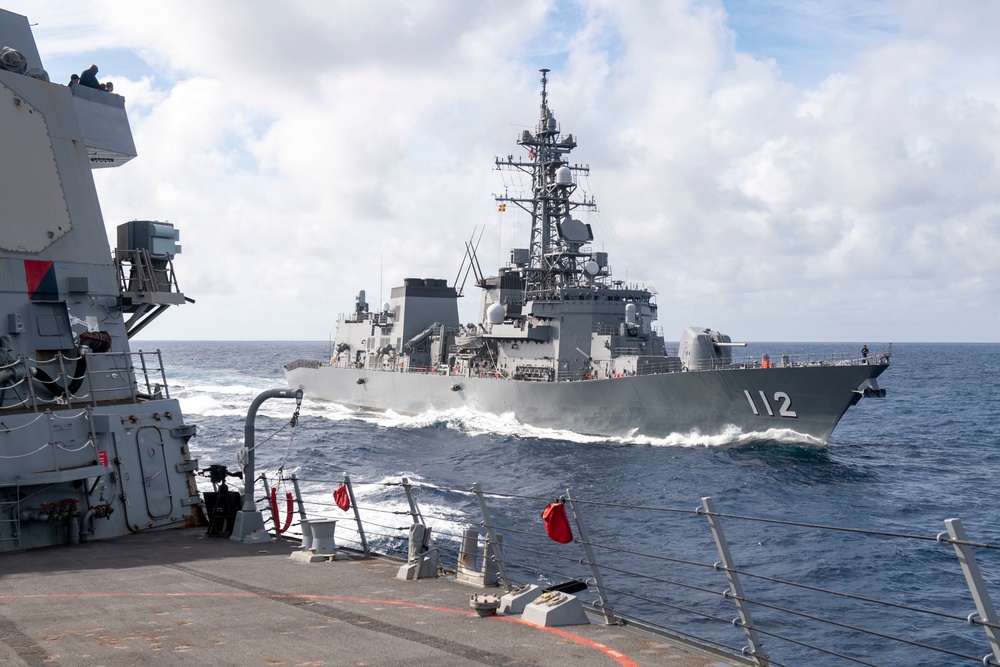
[495,69,598,295]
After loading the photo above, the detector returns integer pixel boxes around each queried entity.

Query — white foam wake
[297,402,825,448]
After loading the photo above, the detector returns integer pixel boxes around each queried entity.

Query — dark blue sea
[138,340,1000,666]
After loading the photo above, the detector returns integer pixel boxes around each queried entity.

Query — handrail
[298,343,892,381]
[0,349,174,412]
[114,247,181,297]
[254,474,999,667]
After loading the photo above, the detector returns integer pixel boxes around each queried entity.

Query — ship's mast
[496,69,597,295]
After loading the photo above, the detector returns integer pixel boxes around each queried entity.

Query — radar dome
[556,166,572,185]
[585,260,600,275]
[486,303,505,325]
[382,302,390,312]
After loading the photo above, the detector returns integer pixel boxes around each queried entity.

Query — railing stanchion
[290,473,307,528]
[344,474,369,556]
[137,350,150,396]
[156,349,170,398]
[22,357,39,412]
[400,476,423,524]
[944,518,1000,665]
[260,474,275,533]
[42,409,57,472]
[471,482,511,592]
[565,488,616,624]
[700,496,770,667]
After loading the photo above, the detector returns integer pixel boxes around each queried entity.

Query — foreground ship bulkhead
[285,70,890,442]
[0,9,198,552]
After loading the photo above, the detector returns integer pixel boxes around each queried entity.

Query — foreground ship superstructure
[285,69,889,442]
[0,9,198,551]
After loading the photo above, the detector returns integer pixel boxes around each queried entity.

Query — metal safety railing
[113,247,182,299]
[245,473,1000,667]
[0,349,171,412]
[284,343,892,384]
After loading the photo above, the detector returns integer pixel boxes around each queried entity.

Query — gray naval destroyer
[0,9,199,552]
[285,69,890,444]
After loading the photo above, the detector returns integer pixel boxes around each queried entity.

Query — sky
[6,0,1000,342]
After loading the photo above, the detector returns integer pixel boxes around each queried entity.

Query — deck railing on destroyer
[0,349,172,412]
[286,343,892,383]
[247,472,999,667]
[114,248,182,297]
[687,343,893,373]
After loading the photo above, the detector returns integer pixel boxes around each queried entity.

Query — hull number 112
[744,390,797,418]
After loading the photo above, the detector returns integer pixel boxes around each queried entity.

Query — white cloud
[6,0,1000,341]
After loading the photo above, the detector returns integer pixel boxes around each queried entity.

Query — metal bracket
[170,424,197,438]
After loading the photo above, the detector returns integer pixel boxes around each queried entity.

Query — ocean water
[140,340,1000,666]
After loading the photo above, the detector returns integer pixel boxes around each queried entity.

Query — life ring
[269,487,294,534]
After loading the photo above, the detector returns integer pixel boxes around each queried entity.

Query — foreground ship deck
[0,528,726,667]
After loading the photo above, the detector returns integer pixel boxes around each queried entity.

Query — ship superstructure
[285,70,889,443]
[0,9,199,551]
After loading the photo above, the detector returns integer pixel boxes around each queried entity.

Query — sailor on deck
[79,64,100,89]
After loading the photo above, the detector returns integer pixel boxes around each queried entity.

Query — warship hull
[286,361,888,442]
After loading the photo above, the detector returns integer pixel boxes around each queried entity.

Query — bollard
[310,520,338,556]
[299,520,314,551]
[455,528,481,586]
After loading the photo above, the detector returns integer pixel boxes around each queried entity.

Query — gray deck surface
[0,528,733,666]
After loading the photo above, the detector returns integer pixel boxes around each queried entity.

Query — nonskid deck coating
[0,528,731,666]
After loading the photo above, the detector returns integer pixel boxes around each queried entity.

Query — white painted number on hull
[774,392,797,418]
[759,390,774,416]
[744,390,798,418]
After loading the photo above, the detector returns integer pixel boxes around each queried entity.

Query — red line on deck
[0,592,639,667]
